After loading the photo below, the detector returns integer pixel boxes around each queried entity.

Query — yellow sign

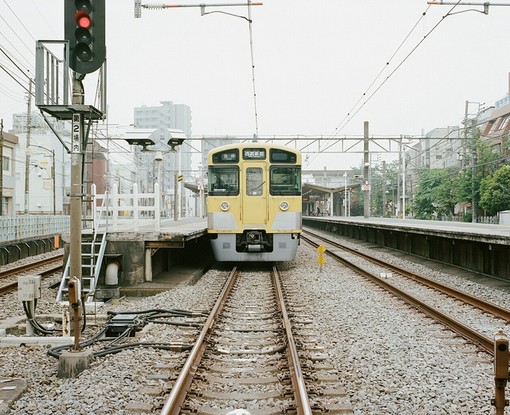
[317,256,326,265]
[316,245,326,254]
[178,175,184,182]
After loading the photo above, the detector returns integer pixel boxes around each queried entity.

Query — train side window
[208,167,239,195]
[246,167,264,196]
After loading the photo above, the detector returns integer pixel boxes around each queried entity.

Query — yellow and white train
[207,142,302,261]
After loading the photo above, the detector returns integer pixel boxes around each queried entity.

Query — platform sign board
[72,113,82,154]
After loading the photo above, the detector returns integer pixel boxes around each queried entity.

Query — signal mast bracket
[35,40,106,121]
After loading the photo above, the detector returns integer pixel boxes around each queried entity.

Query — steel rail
[0,281,17,296]
[160,266,239,415]
[302,231,494,354]
[0,255,63,279]
[272,265,313,415]
[0,257,63,296]
[303,229,510,322]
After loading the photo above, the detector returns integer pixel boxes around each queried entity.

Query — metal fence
[92,182,162,232]
[0,215,70,243]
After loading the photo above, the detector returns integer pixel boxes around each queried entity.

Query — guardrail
[0,215,70,243]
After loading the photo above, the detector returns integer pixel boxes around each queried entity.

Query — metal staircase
[57,230,107,304]
[56,185,109,305]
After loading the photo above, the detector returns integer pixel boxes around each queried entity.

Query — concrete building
[1,131,18,215]
[479,95,510,156]
[134,101,193,181]
[10,112,70,215]
[134,101,192,136]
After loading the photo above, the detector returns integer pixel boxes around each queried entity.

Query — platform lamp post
[167,137,185,221]
[154,151,164,217]
[27,144,56,215]
[125,136,185,222]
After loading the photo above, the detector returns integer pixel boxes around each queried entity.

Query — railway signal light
[494,330,509,380]
[493,330,509,412]
[64,0,106,74]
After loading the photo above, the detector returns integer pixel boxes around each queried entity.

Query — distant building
[1,131,18,215]
[10,112,70,215]
[479,97,510,156]
[410,126,463,170]
[134,101,193,180]
[134,101,192,136]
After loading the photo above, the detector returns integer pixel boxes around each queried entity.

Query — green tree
[479,165,510,215]
[461,127,501,219]
[411,126,505,221]
[412,167,461,219]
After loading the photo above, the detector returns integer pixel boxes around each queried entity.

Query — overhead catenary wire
[332,1,464,137]
[331,5,432,136]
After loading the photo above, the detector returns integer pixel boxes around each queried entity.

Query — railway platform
[61,216,211,300]
[304,216,510,280]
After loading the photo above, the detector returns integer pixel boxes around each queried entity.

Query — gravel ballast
[0,238,506,414]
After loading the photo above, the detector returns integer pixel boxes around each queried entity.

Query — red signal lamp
[75,10,92,29]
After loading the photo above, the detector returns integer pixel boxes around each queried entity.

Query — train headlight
[220,201,230,211]
[279,201,289,211]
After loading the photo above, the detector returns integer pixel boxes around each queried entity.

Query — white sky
[1,1,510,170]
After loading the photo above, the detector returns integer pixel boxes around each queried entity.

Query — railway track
[0,254,63,296]
[160,265,351,414]
[302,228,508,355]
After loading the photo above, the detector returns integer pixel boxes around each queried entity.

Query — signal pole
[64,0,107,281]
[70,94,84,283]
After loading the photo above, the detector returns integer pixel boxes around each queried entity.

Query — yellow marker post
[316,245,326,272]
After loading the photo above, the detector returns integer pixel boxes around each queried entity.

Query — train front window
[208,167,239,196]
[246,168,264,196]
[270,166,301,196]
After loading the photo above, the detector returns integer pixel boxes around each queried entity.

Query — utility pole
[382,160,387,217]
[0,119,3,216]
[464,101,478,223]
[471,120,477,224]
[363,121,370,219]
[24,81,33,214]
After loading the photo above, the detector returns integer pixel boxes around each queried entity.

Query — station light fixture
[167,137,185,151]
[124,138,156,151]
[64,0,106,74]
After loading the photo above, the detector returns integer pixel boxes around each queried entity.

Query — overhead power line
[331,1,465,137]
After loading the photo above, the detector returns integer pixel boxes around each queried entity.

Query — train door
[242,164,267,224]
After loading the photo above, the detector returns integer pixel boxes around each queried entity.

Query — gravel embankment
[0,238,506,414]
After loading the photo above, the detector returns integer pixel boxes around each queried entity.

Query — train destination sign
[243,148,266,160]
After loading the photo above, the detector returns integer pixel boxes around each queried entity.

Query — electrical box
[18,276,42,301]
[105,314,142,338]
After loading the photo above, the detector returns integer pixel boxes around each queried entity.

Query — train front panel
[207,143,301,262]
